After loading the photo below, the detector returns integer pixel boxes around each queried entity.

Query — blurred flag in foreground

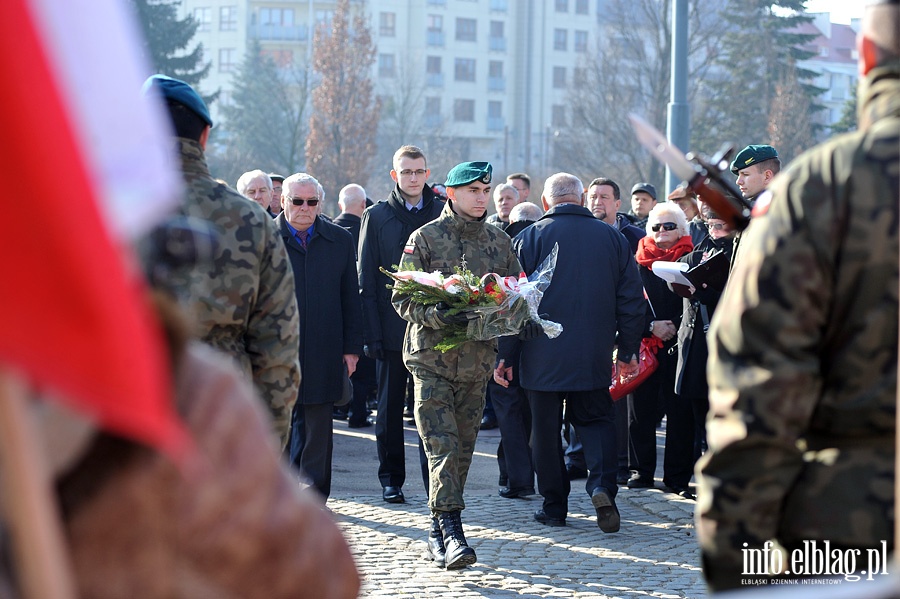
[0,0,188,456]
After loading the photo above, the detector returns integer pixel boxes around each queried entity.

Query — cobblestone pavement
[328,420,707,598]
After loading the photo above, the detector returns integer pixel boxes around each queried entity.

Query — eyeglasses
[399,169,427,177]
[651,222,678,232]
[708,222,727,231]
[287,197,319,207]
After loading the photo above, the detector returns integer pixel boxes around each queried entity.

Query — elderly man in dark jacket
[278,172,363,500]
[496,172,645,533]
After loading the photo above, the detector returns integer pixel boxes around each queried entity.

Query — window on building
[380,12,396,37]
[489,60,503,79]
[261,49,293,67]
[555,0,568,12]
[315,10,333,27]
[219,48,236,72]
[574,30,588,53]
[378,53,396,77]
[455,58,476,81]
[428,14,443,31]
[427,56,442,74]
[551,104,566,127]
[454,99,475,122]
[488,100,502,118]
[552,66,566,88]
[573,67,586,87]
[490,20,504,38]
[425,97,441,116]
[575,0,589,14]
[194,7,212,32]
[260,7,294,26]
[220,6,238,31]
[456,18,477,41]
[554,29,567,51]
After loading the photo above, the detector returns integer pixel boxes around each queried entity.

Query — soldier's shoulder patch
[403,242,416,254]
[751,190,772,218]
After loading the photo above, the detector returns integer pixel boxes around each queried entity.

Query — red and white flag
[0,0,188,456]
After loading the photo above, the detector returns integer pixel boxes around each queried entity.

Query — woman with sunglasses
[626,203,696,499]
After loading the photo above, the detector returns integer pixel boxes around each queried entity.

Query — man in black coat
[495,172,644,532]
[358,145,443,504]
[278,173,363,500]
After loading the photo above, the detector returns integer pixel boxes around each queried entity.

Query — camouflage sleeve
[391,231,447,330]
[697,165,833,590]
[246,219,302,445]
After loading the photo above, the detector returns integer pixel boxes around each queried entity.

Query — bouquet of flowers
[382,244,563,352]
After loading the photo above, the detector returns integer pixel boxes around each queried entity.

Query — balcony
[487,116,505,131]
[250,24,309,42]
[427,30,445,47]
[489,36,506,52]
[488,76,506,91]
[426,73,444,87]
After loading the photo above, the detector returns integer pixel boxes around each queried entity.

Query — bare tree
[306,0,380,216]
[767,62,817,164]
[557,0,727,191]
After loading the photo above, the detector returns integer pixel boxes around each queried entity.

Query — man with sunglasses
[359,145,444,507]
[278,173,364,500]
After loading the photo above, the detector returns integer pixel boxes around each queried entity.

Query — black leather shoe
[565,464,588,480]
[664,484,696,501]
[480,415,498,430]
[332,409,348,420]
[438,511,476,569]
[348,416,375,428]
[591,488,621,533]
[498,486,535,499]
[424,517,445,565]
[533,509,566,527]
[616,471,630,485]
[626,474,654,489]
[382,486,405,503]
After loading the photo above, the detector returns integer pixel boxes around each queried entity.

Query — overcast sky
[804,0,865,24]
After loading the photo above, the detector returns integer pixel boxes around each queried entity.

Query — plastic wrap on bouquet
[464,243,563,342]
[382,243,563,352]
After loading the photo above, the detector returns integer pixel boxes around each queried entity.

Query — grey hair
[282,173,323,200]
[236,169,272,195]
[493,182,519,201]
[509,202,543,223]
[646,202,689,237]
[542,172,584,206]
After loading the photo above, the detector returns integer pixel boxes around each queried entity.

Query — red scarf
[634,235,694,268]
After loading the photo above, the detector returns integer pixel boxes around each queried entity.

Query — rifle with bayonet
[628,114,752,232]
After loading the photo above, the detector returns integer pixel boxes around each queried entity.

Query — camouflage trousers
[410,369,487,514]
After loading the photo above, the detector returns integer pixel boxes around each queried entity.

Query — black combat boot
[425,517,446,565]
[438,511,476,569]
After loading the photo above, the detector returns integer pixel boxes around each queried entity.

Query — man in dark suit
[334,183,375,428]
[277,172,363,500]
[495,172,644,532]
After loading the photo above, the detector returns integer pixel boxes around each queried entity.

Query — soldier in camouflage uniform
[143,76,301,446]
[392,161,523,570]
[696,1,900,590]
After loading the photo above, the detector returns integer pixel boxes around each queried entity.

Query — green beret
[730,144,778,174]
[445,161,492,187]
[142,74,213,128]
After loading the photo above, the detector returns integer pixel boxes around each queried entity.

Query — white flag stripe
[27,0,181,240]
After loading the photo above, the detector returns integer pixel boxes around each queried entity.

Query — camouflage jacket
[698,63,900,591]
[392,201,521,382]
[168,139,301,443]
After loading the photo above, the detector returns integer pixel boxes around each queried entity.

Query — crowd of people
[12,4,895,595]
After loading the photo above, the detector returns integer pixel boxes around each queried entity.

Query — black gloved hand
[364,340,385,361]
[435,301,470,326]
[518,319,543,340]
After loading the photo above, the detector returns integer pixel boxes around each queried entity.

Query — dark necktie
[298,230,309,248]
[409,207,419,214]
